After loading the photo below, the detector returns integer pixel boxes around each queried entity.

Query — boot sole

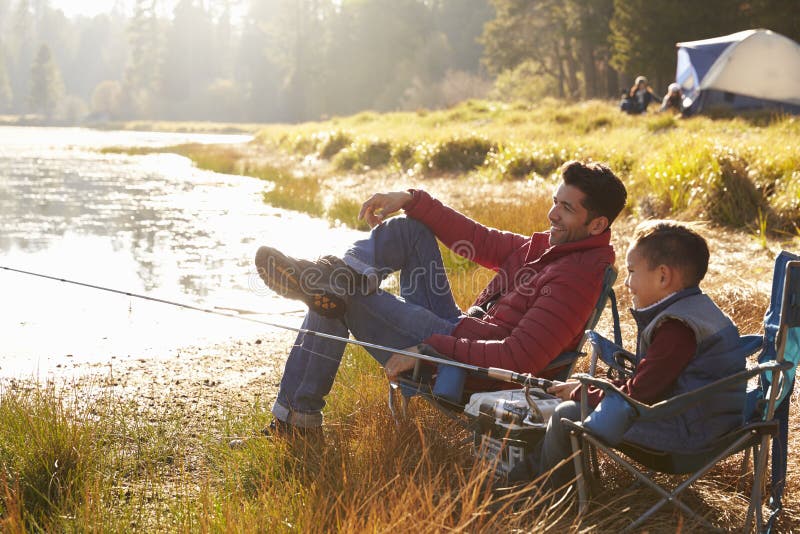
[255,246,346,318]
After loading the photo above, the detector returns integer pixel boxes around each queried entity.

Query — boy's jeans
[271,217,463,428]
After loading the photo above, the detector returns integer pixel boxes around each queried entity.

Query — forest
[0,0,797,124]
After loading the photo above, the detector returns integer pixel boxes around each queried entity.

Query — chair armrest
[586,331,637,378]
[575,360,789,422]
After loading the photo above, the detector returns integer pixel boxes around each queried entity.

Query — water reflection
[0,127,365,376]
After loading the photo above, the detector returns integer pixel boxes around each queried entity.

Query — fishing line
[0,265,552,388]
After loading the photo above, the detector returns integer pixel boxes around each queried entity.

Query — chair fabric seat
[617,420,778,475]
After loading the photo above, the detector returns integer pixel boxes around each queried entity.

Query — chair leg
[388,384,400,426]
[746,435,771,533]
[569,431,590,516]
[586,433,745,533]
[737,446,751,492]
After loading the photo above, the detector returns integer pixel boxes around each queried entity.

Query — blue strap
[766,377,794,533]
[609,288,622,346]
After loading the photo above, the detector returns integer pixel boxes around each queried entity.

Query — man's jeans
[272,217,463,428]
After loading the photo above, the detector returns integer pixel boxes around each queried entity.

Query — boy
[511,220,745,488]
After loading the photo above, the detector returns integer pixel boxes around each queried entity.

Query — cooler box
[464,389,561,477]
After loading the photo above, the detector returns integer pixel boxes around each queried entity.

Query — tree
[122,0,162,117]
[431,0,494,73]
[29,43,63,117]
[159,0,216,113]
[90,79,123,118]
[0,43,13,111]
[481,0,614,99]
[610,0,749,91]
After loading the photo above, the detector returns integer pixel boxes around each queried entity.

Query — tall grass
[0,385,98,530]
[54,99,800,531]
[252,99,800,231]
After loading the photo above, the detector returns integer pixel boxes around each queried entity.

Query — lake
[0,126,365,377]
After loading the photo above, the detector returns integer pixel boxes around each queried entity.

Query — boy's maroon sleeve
[571,319,697,406]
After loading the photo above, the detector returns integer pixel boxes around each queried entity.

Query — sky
[48,1,180,19]
[49,0,132,18]
[48,0,245,21]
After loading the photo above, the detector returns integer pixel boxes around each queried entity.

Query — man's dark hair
[632,220,710,287]
[560,160,627,224]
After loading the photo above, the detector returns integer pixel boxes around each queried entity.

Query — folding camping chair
[563,251,800,532]
[387,265,621,423]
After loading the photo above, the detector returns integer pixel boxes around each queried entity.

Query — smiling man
[254,160,627,435]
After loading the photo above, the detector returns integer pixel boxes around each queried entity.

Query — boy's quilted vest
[623,288,745,452]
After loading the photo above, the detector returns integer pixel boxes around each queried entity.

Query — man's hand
[359,191,413,228]
[547,379,580,401]
[384,345,420,381]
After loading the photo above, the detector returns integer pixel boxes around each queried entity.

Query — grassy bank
[259,99,799,232]
[13,99,798,531]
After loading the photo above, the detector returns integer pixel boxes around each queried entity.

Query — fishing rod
[0,265,553,389]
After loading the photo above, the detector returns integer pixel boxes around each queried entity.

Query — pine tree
[0,43,13,112]
[28,43,63,118]
[122,0,161,118]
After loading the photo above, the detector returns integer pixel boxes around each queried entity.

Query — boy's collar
[630,286,702,330]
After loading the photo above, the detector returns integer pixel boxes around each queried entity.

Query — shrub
[489,60,558,103]
[0,387,101,529]
[315,130,353,159]
[332,147,361,171]
[425,136,495,173]
[327,197,371,230]
[706,150,763,227]
[646,114,677,133]
[263,175,323,215]
[359,139,392,169]
[333,139,392,172]
[391,143,418,171]
[290,134,318,155]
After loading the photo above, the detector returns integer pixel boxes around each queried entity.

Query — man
[255,160,627,435]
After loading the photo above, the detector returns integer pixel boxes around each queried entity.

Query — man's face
[547,183,595,246]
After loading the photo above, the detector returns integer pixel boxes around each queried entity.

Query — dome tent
[675,29,800,115]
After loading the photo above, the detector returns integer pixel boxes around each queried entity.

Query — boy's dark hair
[632,220,710,287]
[560,160,627,225]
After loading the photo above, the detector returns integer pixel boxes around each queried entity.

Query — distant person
[628,75,660,114]
[619,89,635,114]
[660,83,684,114]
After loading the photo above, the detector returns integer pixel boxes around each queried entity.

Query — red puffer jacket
[404,189,615,377]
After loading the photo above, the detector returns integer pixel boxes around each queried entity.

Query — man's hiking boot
[227,419,324,449]
[262,418,325,444]
[255,246,377,319]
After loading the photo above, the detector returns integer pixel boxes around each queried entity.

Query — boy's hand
[547,379,580,401]
[359,191,413,228]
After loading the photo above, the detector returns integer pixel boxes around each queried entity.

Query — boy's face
[548,183,605,246]
[625,245,668,309]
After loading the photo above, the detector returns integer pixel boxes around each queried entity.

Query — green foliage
[646,114,677,132]
[316,130,353,159]
[391,143,418,171]
[328,198,371,230]
[0,386,100,529]
[485,144,563,180]
[28,44,64,118]
[424,136,495,173]
[263,176,324,216]
[490,61,559,103]
[482,0,614,99]
[706,150,764,227]
[333,138,392,171]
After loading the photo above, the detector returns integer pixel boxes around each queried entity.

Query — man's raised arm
[358,191,413,228]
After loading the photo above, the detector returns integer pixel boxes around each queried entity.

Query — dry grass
[171,118,798,531]
[7,101,795,531]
